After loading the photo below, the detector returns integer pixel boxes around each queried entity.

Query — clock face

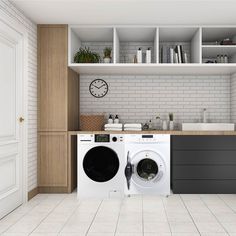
[89,79,108,98]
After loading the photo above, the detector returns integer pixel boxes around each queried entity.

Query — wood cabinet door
[38,25,68,131]
[38,132,67,187]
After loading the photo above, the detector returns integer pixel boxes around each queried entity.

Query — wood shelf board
[69,63,236,75]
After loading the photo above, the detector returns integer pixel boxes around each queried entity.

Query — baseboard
[38,186,69,193]
[28,187,39,200]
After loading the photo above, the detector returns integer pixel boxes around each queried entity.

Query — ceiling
[11,0,236,25]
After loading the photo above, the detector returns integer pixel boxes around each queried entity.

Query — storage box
[80,115,105,131]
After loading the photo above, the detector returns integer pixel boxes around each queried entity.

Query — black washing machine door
[83,146,120,182]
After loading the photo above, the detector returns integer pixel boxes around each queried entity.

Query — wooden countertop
[68,130,236,135]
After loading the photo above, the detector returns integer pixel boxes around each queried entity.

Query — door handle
[19,117,25,123]
[125,151,133,190]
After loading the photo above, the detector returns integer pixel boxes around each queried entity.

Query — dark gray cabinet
[171,135,236,194]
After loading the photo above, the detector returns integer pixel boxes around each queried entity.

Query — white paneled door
[0,19,24,218]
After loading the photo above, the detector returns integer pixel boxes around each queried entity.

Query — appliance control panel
[125,134,170,143]
[78,134,124,143]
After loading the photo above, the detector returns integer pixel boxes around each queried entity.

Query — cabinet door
[38,25,68,131]
[38,132,67,187]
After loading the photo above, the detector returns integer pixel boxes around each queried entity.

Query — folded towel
[104,123,123,128]
[105,128,123,131]
[124,128,142,131]
[124,123,142,128]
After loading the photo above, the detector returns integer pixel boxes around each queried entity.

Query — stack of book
[160,45,188,63]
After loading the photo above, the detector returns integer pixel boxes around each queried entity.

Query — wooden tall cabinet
[38,25,79,193]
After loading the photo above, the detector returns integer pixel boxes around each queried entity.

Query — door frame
[0,8,29,203]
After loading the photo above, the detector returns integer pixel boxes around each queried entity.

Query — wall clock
[89,79,109,98]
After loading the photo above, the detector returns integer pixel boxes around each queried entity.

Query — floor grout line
[57,197,82,235]
[113,197,124,236]
[218,194,236,214]
[179,194,202,236]
[85,200,103,236]
[199,195,231,236]
[28,195,69,235]
[1,194,52,234]
[141,195,144,236]
[161,195,172,235]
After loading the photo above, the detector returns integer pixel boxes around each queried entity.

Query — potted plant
[74,47,100,63]
[103,47,112,63]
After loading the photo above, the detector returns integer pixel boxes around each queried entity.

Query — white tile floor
[1,193,236,236]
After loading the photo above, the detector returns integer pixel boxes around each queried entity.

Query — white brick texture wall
[231,73,236,123]
[0,0,37,191]
[80,75,231,128]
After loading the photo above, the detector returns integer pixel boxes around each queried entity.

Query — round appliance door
[132,150,166,188]
[83,146,120,182]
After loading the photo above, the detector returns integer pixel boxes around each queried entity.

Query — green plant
[103,47,112,58]
[169,113,174,121]
[74,47,100,63]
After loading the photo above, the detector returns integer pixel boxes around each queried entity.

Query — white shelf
[69,63,236,75]
[68,25,236,75]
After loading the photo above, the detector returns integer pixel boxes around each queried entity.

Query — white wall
[0,0,37,192]
[80,75,231,128]
[231,73,236,123]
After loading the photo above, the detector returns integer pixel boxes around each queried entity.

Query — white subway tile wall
[231,73,236,123]
[80,75,231,128]
[0,0,37,191]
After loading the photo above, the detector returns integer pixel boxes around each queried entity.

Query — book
[174,52,179,63]
[170,48,174,63]
[184,52,188,63]
[177,45,182,63]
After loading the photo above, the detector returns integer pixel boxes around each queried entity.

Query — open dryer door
[124,150,166,191]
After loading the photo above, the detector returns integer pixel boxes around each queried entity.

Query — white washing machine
[77,133,125,198]
[124,134,170,196]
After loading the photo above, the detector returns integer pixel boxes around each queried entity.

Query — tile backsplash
[80,75,231,128]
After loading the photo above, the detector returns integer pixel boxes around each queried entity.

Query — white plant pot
[104,57,111,63]
[169,121,174,131]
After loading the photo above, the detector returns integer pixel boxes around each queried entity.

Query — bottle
[148,119,152,130]
[137,48,142,63]
[114,115,119,124]
[217,55,220,63]
[162,120,168,131]
[224,55,228,63]
[146,48,151,64]
[133,55,137,63]
[108,114,113,124]
[220,55,224,63]
[203,108,207,123]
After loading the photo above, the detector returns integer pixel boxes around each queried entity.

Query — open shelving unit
[68,25,236,75]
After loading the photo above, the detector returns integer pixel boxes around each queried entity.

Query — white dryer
[77,133,125,198]
[124,134,170,196]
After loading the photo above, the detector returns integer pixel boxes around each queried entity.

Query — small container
[224,55,228,63]
[220,55,224,63]
[169,121,174,131]
[146,48,151,64]
[114,115,119,124]
[216,55,221,63]
[108,114,113,124]
[162,120,168,131]
[137,48,142,63]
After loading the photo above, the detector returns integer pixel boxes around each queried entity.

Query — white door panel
[0,19,23,219]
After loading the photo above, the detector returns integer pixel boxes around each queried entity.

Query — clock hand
[92,84,99,89]
[98,84,106,89]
